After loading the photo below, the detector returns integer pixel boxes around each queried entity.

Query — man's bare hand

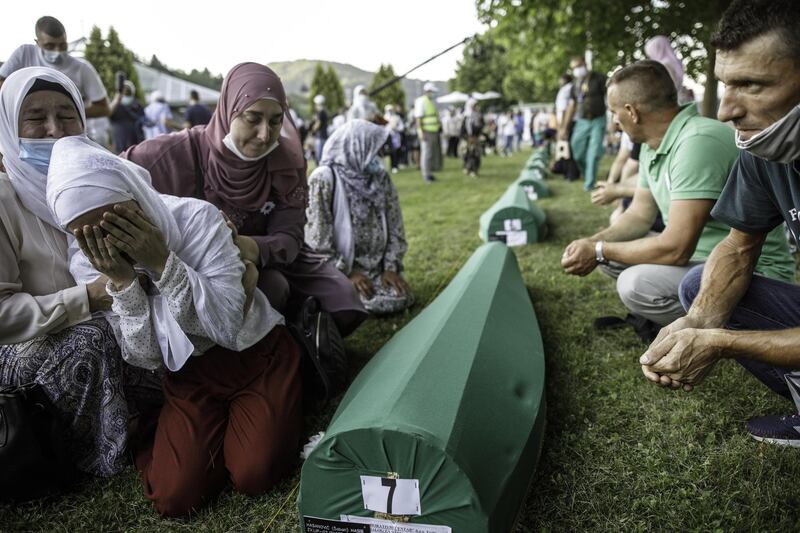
[561,238,597,276]
[591,181,619,205]
[640,326,727,391]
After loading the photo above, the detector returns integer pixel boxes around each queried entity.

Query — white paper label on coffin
[341,515,452,533]
[503,218,522,231]
[360,476,421,516]
[523,185,538,200]
[504,230,528,247]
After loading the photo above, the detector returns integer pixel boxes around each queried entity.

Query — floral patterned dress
[305,166,414,315]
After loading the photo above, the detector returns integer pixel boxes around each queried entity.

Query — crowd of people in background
[4,0,800,521]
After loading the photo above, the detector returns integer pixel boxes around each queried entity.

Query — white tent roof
[436,91,470,104]
[472,91,502,101]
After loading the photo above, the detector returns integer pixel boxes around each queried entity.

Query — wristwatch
[595,240,609,265]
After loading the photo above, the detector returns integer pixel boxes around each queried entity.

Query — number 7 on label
[360,475,422,516]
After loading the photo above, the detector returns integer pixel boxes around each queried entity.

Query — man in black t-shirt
[639,0,800,447]
[558,55,607,191]
[183,89,212,128]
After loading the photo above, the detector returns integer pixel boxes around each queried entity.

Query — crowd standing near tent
[3,0,800,525]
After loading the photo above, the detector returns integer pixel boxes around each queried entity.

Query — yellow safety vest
[420,96,440,133]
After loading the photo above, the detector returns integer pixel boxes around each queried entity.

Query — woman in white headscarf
[346,84,380,122]
[0,66,161,478]
[46,134,302,517]
[305,120,413,315]
[142,90,174,139]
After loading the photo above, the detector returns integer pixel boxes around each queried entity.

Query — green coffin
[478,185,547,245]
[298,242,547,533]
[519,167,548,182]
[514,174,551,199]
[524,159,549,172]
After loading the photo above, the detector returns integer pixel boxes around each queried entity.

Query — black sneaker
[747,414,800,447]
[425,175,437,182]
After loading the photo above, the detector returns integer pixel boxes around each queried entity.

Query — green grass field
[3,150,800,532]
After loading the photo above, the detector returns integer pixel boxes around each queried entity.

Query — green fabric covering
[524,159,549,172]
[479,185,547,244]
[298,243,547,533]
[514,174,551,199]
[519,167,548,182]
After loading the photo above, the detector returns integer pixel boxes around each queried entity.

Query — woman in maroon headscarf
[123,63,366,336]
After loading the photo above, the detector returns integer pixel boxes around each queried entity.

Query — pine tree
[308,63,346,113]
[84,26,142,101]
[308,63,327,112]
[368,64,406,114]
[325,65,346,112]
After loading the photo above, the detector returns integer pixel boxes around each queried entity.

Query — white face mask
[222,133,278,162]
[41,49,65,64]
[572,66,588,79]
[735,104,800,164]
[121,95,134,106]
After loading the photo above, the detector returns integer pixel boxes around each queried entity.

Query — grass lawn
[3,149,800,532]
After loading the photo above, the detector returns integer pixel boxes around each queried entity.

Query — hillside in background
[269,59,448,110]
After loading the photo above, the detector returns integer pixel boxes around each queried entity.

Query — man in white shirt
[0,16,110,119]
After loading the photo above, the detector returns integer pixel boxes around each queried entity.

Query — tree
[451,33,516,106]
[325,65,346,112]
[368,64,406,113]
[474,0,733,115]
[308,63,346,113]
[84,26,142,101]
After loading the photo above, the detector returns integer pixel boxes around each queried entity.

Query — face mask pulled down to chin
[222,133,278,162]
[735,104,800,164]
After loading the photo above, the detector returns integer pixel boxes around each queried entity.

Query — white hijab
[47,135,282,370]
[0,67,86,227]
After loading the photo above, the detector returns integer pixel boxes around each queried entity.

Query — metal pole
[368,36,472,96]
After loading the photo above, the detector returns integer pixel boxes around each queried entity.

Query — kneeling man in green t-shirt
[560,60,793,335]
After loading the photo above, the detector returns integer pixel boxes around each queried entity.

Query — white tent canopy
[436,91,470,104]
[472,91,502,101]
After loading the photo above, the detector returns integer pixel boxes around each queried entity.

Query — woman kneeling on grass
[0,67,162,482]
[47,134,302,517]
[305,120,414,315]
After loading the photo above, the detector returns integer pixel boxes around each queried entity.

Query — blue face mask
[365,156,385,175]
[19,138,58,174]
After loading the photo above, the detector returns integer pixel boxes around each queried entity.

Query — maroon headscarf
[199,62,305,211]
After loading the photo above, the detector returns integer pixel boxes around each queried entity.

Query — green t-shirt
[638,104,794,282]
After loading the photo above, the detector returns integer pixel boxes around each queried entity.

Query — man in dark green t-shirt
[640,0,800,447]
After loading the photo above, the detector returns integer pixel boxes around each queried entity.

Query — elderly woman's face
[229,98,283,158]
[18,90,82,139]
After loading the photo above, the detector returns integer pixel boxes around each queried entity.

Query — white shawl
[47,135,283,370]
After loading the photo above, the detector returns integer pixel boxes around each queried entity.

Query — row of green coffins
[478,148,551,246]
[299,242,547,533]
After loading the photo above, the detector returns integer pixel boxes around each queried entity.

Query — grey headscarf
[320,119,390,221]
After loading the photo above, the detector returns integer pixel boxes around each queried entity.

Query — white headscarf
[0,67,86,226]
[47,135,282,370]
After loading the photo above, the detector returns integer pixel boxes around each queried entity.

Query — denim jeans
[680,265,800,410]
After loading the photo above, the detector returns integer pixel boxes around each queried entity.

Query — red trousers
[134,326,302,518]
